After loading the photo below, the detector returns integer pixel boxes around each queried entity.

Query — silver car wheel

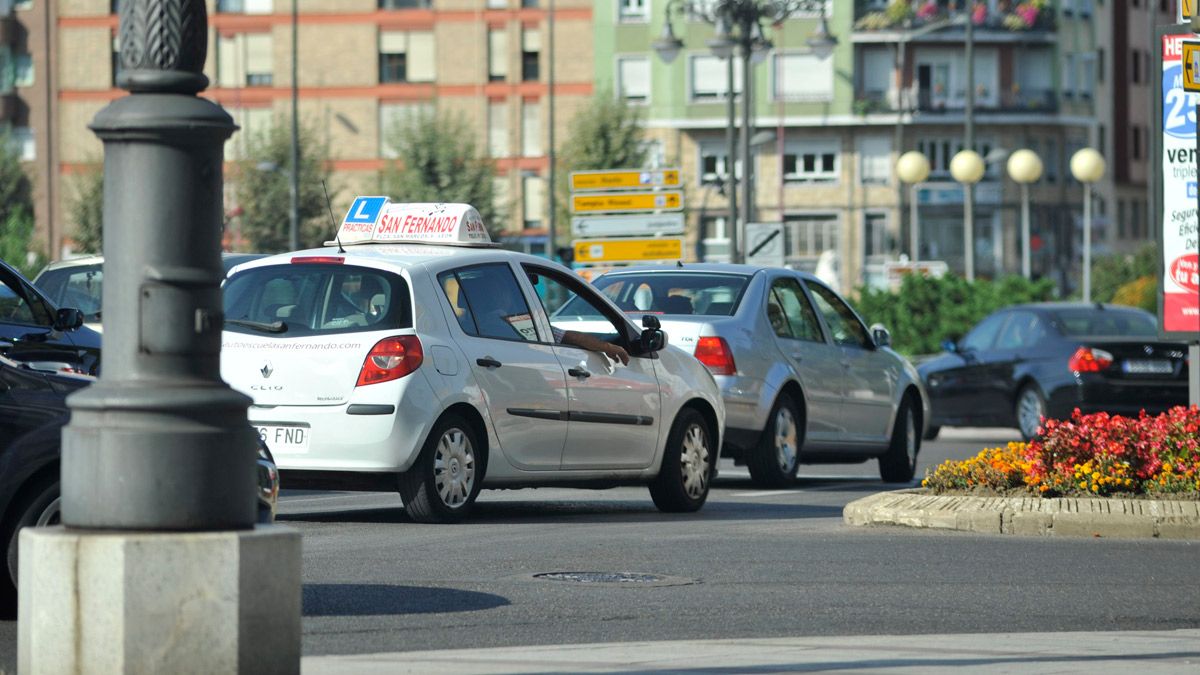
[1017,389,1044,440]
[774,407,799,475]
[905,410,918,466]
[680,423,710,500]
[433,428,475,508]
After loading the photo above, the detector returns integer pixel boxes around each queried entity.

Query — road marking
[730,490,795,498]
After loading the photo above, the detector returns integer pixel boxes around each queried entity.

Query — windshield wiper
[225,318,288,334]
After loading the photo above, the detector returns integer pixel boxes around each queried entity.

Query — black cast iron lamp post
[651,0,836,264]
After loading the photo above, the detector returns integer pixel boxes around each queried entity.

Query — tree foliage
[232,117,335,252]
[379,110,503,236]
[68,165,105,255]
[0,132,38,274]
[855,274,1056,356]
[554,92,648,233]
[1089,243,1158,307]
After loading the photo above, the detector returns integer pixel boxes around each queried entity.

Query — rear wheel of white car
[879,398,919,483]
[649,408,713,513]
[748,393,802,488]
[398,414,483,523]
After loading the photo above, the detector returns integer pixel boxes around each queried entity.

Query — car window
[805,282,870,349]
[995,311,1046,350]
[34,265,103,321]
[0,272,49,327]
[224,264,409,337]
[960,313,1006,352]
[589,273,749,316]
[438,264,538,342]
[1052,308,1158,337]
[771,278,824,343]
[526,265,623,344]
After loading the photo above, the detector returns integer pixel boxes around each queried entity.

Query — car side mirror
[941,339,958,353]
[54,307,84,331]
[642,314,661,330]
[870,323,891,348]
[641,328,667,353]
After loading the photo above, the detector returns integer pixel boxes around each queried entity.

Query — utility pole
[289,0,301,251]
[963,12,976,282]
[548,0,556,260]
[20,2,300,672]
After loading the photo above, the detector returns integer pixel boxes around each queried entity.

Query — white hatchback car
[220,199,724,523]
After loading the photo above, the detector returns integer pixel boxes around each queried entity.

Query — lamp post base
[18,525,301,675]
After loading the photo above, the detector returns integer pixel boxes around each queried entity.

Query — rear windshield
[34,264,104,321]
[223,264,411,337]
[1053,308,1158,337]
[588,272,749,316]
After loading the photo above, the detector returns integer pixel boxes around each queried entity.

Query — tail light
[356,336,423,386]
[694,336,736,376]
[291,256,344,265]
[1068,346,1113,373]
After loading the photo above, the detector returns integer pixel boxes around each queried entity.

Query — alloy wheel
[774,407,799,475]
[680,423,710,500]
[35,497,60,528]
[1018,389,1044,439]
[433,428,475,508]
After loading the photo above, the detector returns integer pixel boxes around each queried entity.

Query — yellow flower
[1091,484,1100,492]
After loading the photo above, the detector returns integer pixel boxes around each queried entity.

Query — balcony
[854,0,1058,36]
[853,87,1058,115]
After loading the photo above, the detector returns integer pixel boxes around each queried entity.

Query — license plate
[256,425,310,454]
[1122,359,1174,375]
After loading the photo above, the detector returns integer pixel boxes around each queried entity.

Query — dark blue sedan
[918,303,1189,440]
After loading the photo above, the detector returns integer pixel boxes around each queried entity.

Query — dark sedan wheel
[923,425,941,441]
[748,393,802,488]
[3,478,60,593]
[1016,385,1046,441]
[879,399,919,483]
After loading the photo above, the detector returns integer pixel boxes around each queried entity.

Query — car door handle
[476,357,502,368]
[567,367,591,379]
[790,352,804,361]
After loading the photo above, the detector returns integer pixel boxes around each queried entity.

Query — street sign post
[570,168,681,191]
[744,223,785,268]
[571,212,686,238]
[1180,0,1194,25]
[573,238,684,264]
[572,191,684,214]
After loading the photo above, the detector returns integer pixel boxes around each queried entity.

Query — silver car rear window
[589,273,749,316]
[224,264,411,337]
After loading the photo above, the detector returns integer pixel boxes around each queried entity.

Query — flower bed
[922,406,1200,499]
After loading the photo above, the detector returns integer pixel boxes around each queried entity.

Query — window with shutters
[772,52,833,102]
[689,54,741,101]
[488,29,508,82]
[617,56,650,103]
[379,30,434,83]
[523,174,545,229]
[217,0,273,13]
[217,33,273,88]
[521,101,541,157]
[857,135,891,185]
[619,0,649,21]
[782,140,839,184]
[521,28,539,81]
[228,107,274,160]
[488,100,509,158]
[379,102,434,158]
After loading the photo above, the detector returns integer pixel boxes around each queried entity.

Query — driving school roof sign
[333,198,492,246]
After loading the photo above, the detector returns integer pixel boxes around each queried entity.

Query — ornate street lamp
[1006,149,1044,280]
[1070,148,1107,302]
[950,149,985,282]
[652,0,837,264]
[896,151,931,263]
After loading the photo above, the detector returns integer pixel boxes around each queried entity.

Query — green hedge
[855,274,1056,356]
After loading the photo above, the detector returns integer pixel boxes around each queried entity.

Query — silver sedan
[589,264,929,487]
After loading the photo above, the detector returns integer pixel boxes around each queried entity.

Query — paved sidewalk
[301,629,1200,674]
[844,489,1200,538]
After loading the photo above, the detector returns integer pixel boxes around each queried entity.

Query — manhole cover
[526,572,695,587]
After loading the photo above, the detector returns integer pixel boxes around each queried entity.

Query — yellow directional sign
[571,191,684,214]
[573,238,684,264]
[571,168,682,192]
[1184,41,1200,92]
[1181,0,1194,25]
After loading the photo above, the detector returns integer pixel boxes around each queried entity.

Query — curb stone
[843,489,1200,539]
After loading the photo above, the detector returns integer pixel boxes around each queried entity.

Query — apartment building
[46,0,593,258]
[598,0,1096,291]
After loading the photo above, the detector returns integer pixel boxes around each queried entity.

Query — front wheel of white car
[649,408,713,513]
[398,413,483,523]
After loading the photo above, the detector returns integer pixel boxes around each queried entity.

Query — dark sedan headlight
[256,437,280,524]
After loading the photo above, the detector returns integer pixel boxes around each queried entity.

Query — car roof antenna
[322,180,346,253]
[676,259,684,268]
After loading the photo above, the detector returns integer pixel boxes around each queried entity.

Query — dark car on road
[918,303,1190,440]
[0,353,278,608]
[0,259,100,374]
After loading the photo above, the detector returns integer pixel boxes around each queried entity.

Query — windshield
[584,272,749,317]
[33,264,103,322]
[224,264,411,337]
[1053,308,1158,337]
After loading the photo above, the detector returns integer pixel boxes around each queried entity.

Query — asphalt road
[2,427,1198,671]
